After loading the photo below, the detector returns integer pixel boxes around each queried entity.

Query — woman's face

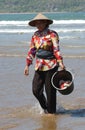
[35,20,48,31]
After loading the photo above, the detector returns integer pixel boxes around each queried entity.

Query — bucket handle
[51,70,74,90]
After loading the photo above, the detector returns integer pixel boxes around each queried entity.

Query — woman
[24,13,65,114]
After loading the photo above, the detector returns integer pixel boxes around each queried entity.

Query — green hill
[0,0,85,13]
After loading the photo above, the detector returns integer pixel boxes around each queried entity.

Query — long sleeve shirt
[26,28,63,71]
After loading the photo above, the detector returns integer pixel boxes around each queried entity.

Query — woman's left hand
[59,62,65,70]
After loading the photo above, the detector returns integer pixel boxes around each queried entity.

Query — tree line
[0,0,85,13]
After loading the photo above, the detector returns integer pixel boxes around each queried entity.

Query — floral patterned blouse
[26,28,63,71]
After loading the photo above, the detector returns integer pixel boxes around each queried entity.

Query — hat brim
[29,19,53,27]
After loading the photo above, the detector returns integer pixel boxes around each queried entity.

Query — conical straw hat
[29,13,53,27]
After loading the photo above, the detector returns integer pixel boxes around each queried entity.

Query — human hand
[59,62,65,70]
[24,65,29,76]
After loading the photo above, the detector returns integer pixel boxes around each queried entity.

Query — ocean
[0,12,85,130]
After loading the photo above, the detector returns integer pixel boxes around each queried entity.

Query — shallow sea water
[0,56,85,130]
[0,12,85,130]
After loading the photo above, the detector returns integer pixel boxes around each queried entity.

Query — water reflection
[36,115,57,130]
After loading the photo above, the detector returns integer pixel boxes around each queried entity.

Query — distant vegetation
[0,0,85,13]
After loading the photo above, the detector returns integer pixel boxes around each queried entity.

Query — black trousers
[32,66,58,113]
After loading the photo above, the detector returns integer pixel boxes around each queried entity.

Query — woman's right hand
[24,65,29,76]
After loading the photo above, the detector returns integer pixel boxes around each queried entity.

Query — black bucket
[51,70,74,95]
